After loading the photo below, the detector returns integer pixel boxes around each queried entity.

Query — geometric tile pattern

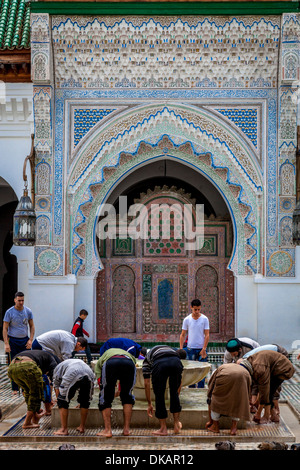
[73,108,115,147]
[216,108,258,148]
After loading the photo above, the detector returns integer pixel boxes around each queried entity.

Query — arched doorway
[95,160,234,343]
[67,103,263,345]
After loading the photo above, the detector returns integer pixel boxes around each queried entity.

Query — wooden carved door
[96,187,234,343]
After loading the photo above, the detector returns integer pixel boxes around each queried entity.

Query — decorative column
[31,13,63,276]
[268,13,300,276]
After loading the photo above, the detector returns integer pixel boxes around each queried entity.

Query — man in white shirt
[179,299,209,388]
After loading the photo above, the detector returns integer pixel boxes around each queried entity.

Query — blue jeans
[184,347,208,388]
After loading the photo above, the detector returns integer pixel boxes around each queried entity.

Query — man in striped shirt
[142,345,186,436]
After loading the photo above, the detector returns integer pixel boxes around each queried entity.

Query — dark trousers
[57,376,92,409]
[152,356,183,420]
[32,338,42,350]
[269,377,284,408]
[98,357,136,411]
[7,336,29,391]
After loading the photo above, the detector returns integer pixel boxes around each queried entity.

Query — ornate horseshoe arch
[66,103,263,278]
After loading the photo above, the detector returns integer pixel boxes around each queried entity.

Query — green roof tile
[0,0,30,50]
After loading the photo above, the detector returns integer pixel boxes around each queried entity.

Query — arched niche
[66,104,263,278]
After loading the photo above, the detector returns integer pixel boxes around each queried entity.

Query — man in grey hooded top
[53,358,95,435]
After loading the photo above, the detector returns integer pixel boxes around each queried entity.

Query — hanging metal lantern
[13,134,36,246]
[293,199,300,246]
[13,187,36,246]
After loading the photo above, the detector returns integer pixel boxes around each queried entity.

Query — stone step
[50,388,245,430]
[1,414,295,445]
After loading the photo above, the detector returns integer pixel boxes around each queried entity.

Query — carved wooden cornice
[0,49,31,82]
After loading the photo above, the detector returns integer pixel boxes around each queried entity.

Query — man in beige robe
[244,350,295,424]
[206,362,252,435]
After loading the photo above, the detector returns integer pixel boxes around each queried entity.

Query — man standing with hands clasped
[179,298,209,388]
[3,292,35,394]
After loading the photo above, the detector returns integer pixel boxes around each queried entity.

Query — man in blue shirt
[100,337,147,359]
[3,291,35,393]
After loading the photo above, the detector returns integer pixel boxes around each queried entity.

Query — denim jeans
[184,347,208,388]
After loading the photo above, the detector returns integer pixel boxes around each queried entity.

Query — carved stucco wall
[30,13,300,278]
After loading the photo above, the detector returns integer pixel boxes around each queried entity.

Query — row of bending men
[6,331,187,436]
[80,336,296,437]
[3,291,297,436]
[3,295,208,434]
[6,328,90,431]
[205,337,296,436]
[6,329,297,437]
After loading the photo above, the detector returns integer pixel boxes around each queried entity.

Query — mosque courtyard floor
[0,352,299,453]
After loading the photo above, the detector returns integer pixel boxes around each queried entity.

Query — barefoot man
[206,360,253,436]
[7,349,58,429]
[142,345,186,436]
[53,358,95,436]
[95,346,137,437]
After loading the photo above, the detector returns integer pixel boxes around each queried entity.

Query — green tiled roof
[0,0,30,50]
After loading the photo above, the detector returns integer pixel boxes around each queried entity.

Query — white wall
[74,276,96,342]
[28,275,77,337]
[235,274,258,340]
[235,247,300,350]
[9,245,77,337]
[256,282,300,350]
[7,244,300,349]
[0,83,33,198]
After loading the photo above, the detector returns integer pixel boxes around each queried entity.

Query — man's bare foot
[270,410,280,423]
[22,423,40,429]
[206,423,220,433]
[54,428,69,436]
[152,428,168,436]
[205,420,213,429]
[123,428,131,436]
[76,426,85,434]
[230,426,237,435]
[174,421,182,434]
[97,430,113,438]
[259,417,271,424]
[230,420,238,435]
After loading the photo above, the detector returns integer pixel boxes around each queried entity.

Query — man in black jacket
[142,345,186,436]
